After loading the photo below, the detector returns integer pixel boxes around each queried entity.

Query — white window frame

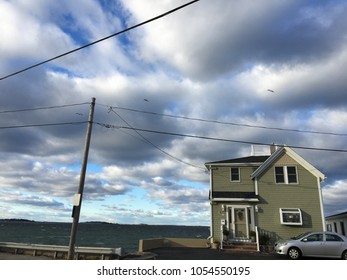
[275,166,298,184]
[230,167,240,182]
[280,208,303,225]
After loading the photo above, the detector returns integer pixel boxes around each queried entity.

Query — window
[327,224,332,232]
[326,233,343,242]
[275,166,298,184]
[306,233,323,242]
[280,208,302,225]
[230,168,240,182]
[275,167,285,183]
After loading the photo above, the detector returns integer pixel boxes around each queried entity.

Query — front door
[234,208,248,239]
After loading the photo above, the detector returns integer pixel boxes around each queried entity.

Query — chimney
[270,143,276,154]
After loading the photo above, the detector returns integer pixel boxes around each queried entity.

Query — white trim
[209,169,214,240]
[230,167,241,182]
[274,165,299,185]
[226,205,252,240]
[251,146,325,181]
[212,198,259,202]
[206,163,264,168]
[279,208,303,225]
[317,177,326,231]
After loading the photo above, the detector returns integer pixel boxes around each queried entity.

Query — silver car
[274,232,347,259]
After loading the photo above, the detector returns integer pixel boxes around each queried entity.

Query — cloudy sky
[1,0,347,225]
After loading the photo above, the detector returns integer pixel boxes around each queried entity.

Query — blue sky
[1,0,347,225]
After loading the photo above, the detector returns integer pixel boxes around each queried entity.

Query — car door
[300,233,324,256]
[322,233,345,258]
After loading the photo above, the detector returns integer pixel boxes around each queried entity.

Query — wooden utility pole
[67,97,96,260]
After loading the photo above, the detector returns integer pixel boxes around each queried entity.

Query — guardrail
[0,242,125,260]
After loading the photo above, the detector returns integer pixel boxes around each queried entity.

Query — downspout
[255,226,260,252]
[254,177,260,251]
[209,166,214,244]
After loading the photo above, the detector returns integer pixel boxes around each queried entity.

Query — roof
[205,156,269,166]
[326,211,347,220]
[212,191,258,199]
[204,145,325,181]
[251,146,325,181]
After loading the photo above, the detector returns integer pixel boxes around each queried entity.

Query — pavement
[149,247,282,260]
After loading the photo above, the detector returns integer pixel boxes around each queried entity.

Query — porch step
[222,242,257,252]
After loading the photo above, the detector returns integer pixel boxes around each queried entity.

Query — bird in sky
[267,89,275,93]
[144,99,149,102]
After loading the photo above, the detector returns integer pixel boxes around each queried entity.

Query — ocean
[0,221,210,253]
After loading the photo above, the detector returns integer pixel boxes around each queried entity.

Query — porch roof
[211,191,259,202]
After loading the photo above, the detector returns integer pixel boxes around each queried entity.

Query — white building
[326,211,347,236]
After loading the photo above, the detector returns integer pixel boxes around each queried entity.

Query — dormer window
[275,166,298,184]
[230,167,240,182]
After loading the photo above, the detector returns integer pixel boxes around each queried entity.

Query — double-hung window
[230,167,240,182]
[275,166,298,184]
[280,208,302,225]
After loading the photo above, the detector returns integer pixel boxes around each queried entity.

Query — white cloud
[322,180,347,215]
[1,0,347,224]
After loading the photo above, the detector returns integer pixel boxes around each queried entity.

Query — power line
[0,102,89,114]
[107,107,205,170]
[98,104,347,137]
[0,121,88,130]
[95,122,347,153]
[0,0,200,81]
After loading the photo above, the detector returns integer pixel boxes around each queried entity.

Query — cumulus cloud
[1,0,347,224]
[322,180,347,215]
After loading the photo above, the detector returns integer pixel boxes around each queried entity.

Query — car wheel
[288,247,301,260]
[342,250,347,260]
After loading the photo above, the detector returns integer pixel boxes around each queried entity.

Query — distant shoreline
[0,219,36,223]
[0,219,209,227]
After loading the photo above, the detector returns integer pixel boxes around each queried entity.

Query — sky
[1,0,347,226]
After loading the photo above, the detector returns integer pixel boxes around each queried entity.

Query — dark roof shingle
[206,155,269,165]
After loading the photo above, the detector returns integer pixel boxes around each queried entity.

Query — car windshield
[291,232,311,240]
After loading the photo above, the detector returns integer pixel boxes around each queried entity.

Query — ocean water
[0,221,210,252]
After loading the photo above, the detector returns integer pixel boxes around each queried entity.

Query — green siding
[212,166,256,192]
[257,164,324,240]
[211,203,225,242]
[209,152,324,244]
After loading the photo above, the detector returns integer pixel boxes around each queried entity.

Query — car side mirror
[301,238,308,242]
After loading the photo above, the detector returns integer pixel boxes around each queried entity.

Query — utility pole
[67,97,96,260]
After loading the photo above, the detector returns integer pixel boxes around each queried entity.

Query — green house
[205,145,326,249]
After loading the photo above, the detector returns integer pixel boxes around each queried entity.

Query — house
[205,145,326,249]
[326,211,347,236]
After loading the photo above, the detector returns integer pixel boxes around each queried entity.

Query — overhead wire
[97,104,347,137]
[0,102,89,114]
[107,107,205,170]
[0,0,201,81]
[95,122,347,154]
[0,102,90,129]
[0,121,88,130]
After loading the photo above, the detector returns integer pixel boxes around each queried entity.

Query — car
[274,231,347,260]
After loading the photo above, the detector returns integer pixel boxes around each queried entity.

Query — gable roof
[204,145,325,181]
[251,146,325,181]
